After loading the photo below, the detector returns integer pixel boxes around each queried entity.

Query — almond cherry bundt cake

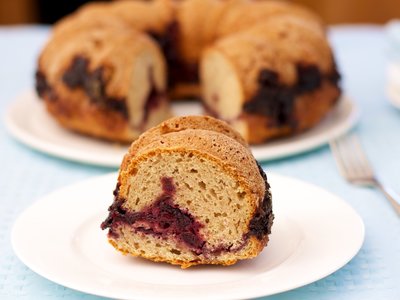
[35,0,341,144]
[101,116,274,268]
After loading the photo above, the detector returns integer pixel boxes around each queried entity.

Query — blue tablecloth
[0,25,399,300]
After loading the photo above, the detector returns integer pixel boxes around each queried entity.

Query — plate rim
[5,90,360,167]
[11,172,365,300]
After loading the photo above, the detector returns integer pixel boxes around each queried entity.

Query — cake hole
[92,38,103,48]
[184,182,193,190]
[237,191,246,199]
[210,188,217,197]
[131,168,138,176]
[170,249,181,255]
[205,218,209,223]
[190,169,198,173]
[198,181,206,189]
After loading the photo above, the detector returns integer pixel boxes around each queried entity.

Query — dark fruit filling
[149,22,199,90]
[101,178,206,254]
[102,173,274,254]
[51,55,165,123]
[35,70,49,97]
[248,162,274,240]
[62,56,128,118]
[35,70,56,101]
[243,64,341,127]
[244,69,295,127]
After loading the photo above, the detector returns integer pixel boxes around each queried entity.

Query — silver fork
[330,133,400,216]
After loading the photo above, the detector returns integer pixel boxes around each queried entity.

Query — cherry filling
[243,64,341,128]
[62,55,128,118]
[61,55,167,124]
[248,163,274,240]
[35,71,52,99]
[101,178,206,253]
[102,173,273,255]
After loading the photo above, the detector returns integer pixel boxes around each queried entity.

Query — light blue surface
[0,25,399,300]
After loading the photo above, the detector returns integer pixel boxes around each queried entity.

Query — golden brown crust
[54,0,176,37]
[214,0,324,39]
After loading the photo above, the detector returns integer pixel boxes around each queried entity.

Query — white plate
[12,172,364,300]
[5,90,359,167]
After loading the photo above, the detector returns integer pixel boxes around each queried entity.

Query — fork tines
[330,133,375,183]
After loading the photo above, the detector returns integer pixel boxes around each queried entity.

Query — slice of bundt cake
[36,25,171,142]
[101,116,273,268]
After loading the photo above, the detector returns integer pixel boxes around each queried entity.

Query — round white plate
[5,90,359,167]
[12,172,364,300]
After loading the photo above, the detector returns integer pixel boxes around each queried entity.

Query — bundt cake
[101,116,274,268]
[35,0,341,144]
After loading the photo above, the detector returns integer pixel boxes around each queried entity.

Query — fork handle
[375,182,400,216]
